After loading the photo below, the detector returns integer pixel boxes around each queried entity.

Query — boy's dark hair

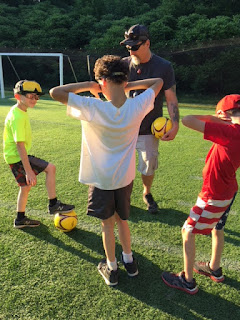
[94,55,129,84]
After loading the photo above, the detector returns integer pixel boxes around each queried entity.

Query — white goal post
[0,52,64,98]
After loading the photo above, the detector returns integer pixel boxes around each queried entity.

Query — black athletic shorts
[87,181,133,220]
[9,155,49,186]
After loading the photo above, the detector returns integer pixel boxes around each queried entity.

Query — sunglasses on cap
[23,81,42,92]
[126,41,146,52]
[15,80,44,95]
[124,31,148,41]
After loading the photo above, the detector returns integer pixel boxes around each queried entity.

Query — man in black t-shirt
[121,24,179,213]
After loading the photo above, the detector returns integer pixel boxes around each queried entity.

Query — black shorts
[87,181,133,220]
[9,155,49,186]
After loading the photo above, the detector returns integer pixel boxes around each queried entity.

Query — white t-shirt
[67,88,155,190]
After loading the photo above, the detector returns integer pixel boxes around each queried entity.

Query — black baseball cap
[120,24,149,46]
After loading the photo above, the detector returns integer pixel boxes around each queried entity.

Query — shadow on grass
[22,222,239,320]
[224,228,240,246]
[22,223,104,265]
[116,250,240,320]
[129,205,187,227]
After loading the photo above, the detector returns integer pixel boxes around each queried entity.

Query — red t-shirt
[200,122,240,200]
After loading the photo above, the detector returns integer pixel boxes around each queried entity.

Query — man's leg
[136,135,159,213]
[142,174,154,196]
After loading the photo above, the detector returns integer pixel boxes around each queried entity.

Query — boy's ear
[101,78,107,87]
[14,93,21,100]
[216,110,227,116]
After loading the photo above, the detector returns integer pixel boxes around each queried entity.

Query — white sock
[122,251,133,264]
[107,258,117,271]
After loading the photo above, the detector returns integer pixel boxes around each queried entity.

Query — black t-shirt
[124,54,176,135]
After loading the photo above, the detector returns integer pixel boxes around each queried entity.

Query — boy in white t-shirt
[49,55,163,286]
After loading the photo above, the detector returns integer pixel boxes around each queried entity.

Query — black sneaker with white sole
[194,261,224,282]
[48,200,75,215]
[162,271,198,295]
[121,254,139,277]
[143,193,158,214]
[14,217,40,229]
[97,259,119,286]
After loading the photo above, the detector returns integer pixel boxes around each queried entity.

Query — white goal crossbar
[0,52,64,98]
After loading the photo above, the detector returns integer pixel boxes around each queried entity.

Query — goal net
[0,52,63,98]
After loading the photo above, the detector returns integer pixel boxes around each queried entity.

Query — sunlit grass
[0,98,239,320]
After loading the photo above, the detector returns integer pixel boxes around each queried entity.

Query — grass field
[0,96,239,320]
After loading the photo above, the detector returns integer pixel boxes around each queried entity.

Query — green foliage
[0,0,240,96]
[173,47,240,95]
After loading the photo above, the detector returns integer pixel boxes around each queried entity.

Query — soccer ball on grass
[54,210,78,232]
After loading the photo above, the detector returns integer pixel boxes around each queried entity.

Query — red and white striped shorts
[183,196,234,235]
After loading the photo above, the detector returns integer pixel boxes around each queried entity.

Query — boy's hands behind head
[90,81,102,99]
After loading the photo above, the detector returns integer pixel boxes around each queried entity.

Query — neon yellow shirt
[3,105,32,164]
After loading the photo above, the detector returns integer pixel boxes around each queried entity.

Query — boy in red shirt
[162,94,240,294]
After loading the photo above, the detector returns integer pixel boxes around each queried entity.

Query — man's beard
[131,55,141,66]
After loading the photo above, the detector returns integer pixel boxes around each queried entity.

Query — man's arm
[162,84,179,141]
[125,78,163,98]
[49,81,102,105]
[17,142,36,186]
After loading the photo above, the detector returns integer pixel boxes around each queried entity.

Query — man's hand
[161,123,179,141]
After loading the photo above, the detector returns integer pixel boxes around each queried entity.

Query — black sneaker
[121,254,139,277]
[97,259,119,286]
[162,271,198,295]
[143,193,158,214]
[14,217,40,229]
[48,200,75,215]
[193,261,224,283]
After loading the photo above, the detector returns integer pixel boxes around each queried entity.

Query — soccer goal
[0,52,64,98]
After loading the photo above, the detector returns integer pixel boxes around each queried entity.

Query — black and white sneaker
[143,193,158,214]
[194,261,224,282]
[97,259,119,286]
[14,217,40,229]
[121,254,139,277]
[162,271,198,295]
[48,200,75,215]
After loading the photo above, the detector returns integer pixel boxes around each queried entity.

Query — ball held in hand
[151,117,172,139]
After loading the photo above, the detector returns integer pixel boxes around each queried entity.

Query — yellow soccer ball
[151,117,172,139]
[54,210,78,232]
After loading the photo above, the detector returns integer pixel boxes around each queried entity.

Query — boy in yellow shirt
[3,80,74,228]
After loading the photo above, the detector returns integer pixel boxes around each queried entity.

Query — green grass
[0,97,239,320]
